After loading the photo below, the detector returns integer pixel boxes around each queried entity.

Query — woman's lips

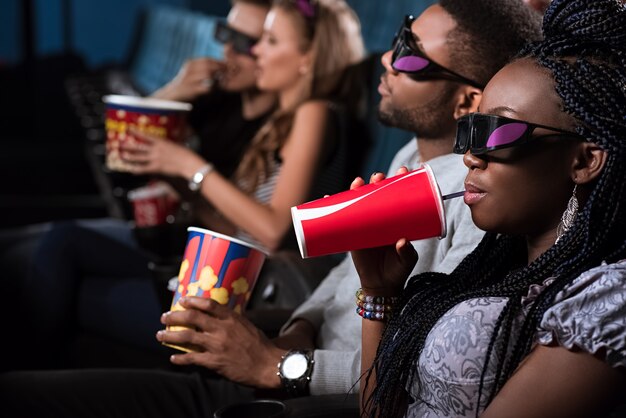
[463,182,486,205]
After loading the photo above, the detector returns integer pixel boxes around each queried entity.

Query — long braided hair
[364,1,626,417]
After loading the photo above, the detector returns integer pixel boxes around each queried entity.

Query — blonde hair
[234,0,365,192]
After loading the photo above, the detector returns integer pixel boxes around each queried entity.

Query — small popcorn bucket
[127,183,179,227]
[102,95,192,172]
[165,227,268,352]
[291,164,446,258]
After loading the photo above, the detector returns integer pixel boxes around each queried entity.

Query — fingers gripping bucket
[165,227,268,352]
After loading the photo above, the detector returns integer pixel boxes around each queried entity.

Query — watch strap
[188,163,214,192]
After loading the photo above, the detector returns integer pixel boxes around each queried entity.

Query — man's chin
[377,109,395,127]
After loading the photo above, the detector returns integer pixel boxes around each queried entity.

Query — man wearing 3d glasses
[152,0,275,178]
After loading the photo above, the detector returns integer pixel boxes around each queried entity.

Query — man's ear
[453,86,482,119]
[572,142,607,185]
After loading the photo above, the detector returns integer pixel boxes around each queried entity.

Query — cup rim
[291,205,309,258]
[127,184,171,200]
[103,94,192,111]
[420,163,447,240]
[187,227,270,256]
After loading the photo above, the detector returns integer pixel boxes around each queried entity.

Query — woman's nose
[463,151,488,170]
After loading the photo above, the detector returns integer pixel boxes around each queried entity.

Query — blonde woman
[122,0,365,252]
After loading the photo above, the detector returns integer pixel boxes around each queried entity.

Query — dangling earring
[555,185,578,244]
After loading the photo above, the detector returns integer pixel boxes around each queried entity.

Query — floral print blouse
[406,260,626,418]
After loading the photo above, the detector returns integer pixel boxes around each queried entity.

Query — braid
[366,1,626,416]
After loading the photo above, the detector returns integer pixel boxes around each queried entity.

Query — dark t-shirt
[188,89,271,178]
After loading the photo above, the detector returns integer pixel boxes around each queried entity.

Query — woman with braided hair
[351,0,626,417]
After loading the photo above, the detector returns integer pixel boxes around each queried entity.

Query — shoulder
[293,100,332,119]
[387,138,418,173]
[537,260,626,368]
[288,101,334,142]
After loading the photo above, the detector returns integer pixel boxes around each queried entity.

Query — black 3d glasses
[391,15,484,89]
[454,113,586,155]
[214,21,258,56]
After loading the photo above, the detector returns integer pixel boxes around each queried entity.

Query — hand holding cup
[157,296,285,388]
[349,168,418,294]
[291,163,447,258]
[162,228,267,352]
[120,126,206,178]
[103,95,192,172]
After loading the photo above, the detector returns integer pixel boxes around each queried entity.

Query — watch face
[192,172,204,183]
[281,353,308,379]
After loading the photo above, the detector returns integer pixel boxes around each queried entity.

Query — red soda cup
[291,164,447,258]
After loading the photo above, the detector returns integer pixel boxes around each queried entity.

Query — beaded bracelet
[356,306,388,321]
[355,288,399,305]
[355,288,399,321]
[356,299,394,313]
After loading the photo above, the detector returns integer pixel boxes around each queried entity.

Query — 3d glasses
[214,21,258,56]
[391,15,484,89]
[454,113,586,155]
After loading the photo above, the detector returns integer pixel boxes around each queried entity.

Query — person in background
[120,0,364,251]
[0,1,540,416]
[354,0,626,416]
[3,0,364,372]
[150,0,276,180]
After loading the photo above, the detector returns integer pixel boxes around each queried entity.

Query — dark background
[0,0,431,229]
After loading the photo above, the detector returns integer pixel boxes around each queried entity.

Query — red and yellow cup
[102,95,192,172]
[127,183,180,227]
[165,227,268,352]
[291,164,447,258]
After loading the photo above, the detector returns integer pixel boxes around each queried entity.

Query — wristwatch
[277,349,315,397]
[188,163,214,192]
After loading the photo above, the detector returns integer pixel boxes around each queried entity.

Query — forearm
[195,170,294,251]
[361,319,385,414]
[150,85,179,101]
[272,318,316,350]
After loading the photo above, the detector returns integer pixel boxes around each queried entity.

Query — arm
[273,319,317,350]
[188,101,331,251]
[281,255,352,332]
[482,345,626,418]
[157,297,318,389]
[120,101,331,251]
[150,58,225,102]
[158,296,287,389]
[349,171,418,414]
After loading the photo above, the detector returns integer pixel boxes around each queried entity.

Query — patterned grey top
[406,259,626,418]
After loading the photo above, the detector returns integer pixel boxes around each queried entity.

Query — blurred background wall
[0,0,231,67]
